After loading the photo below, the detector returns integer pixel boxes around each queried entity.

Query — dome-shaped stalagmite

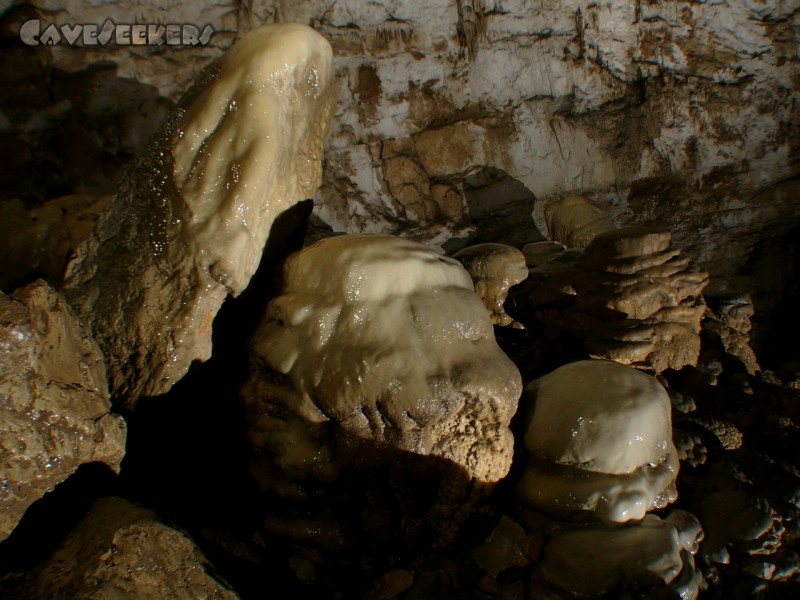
[245,234,522,486]
[518,359,679,524]
[453,243,528,327]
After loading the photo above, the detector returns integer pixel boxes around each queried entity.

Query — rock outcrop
[0,281,126,542]
[21,497,239,600]
[63,24,335,404]
[9,2,797,321]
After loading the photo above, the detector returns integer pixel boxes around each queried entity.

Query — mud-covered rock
[22,497,238,600]
[0,281,126,542]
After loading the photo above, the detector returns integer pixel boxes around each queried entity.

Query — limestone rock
[23,497,239,600]
[7,1,800,347]
[453,243,528,327]
[63,24,335,405]
[544,195,614,249]
[0,280,126,542]
[245,234,521,485]
[518,360,679,525]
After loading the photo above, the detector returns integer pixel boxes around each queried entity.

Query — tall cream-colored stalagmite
[64,24,335,404]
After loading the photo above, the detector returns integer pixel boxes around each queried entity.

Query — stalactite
[457,0,486,61]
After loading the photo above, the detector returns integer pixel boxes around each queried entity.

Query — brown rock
[0,281,126,542]
[24,497,239,600]
[382,156,435,220]
[430,184,464,220]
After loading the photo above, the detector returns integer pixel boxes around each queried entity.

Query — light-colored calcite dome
[518,359,679,524]
[249,234,522,484]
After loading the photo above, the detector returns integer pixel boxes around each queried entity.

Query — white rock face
[518,360,679,524]
[64,24,335,403]
[19,0,800,322]
[535,512,703,599]
[248,234,522,483]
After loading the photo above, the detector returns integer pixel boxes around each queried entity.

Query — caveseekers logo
[20,19,214,47]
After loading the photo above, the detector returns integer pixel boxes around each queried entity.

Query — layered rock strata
[511,226,709,372]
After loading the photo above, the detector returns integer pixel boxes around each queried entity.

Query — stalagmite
[518,360,679,525]
[63,24,336,404]
[245,234,522,485]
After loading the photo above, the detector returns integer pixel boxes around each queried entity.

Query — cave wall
[2,0,799,351]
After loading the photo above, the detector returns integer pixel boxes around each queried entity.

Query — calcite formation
[543,195,614,249]
[63,23,335,404]
[452,243,528,327]
[534,512,703,599]
[245,234,522,485]
[21,497,239,600]
[576,227,709,371]
[518,360,679,525]
[701,491,786,565]
[703,293,761,375]
[0,281,126,542]
[512,226,709,372]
